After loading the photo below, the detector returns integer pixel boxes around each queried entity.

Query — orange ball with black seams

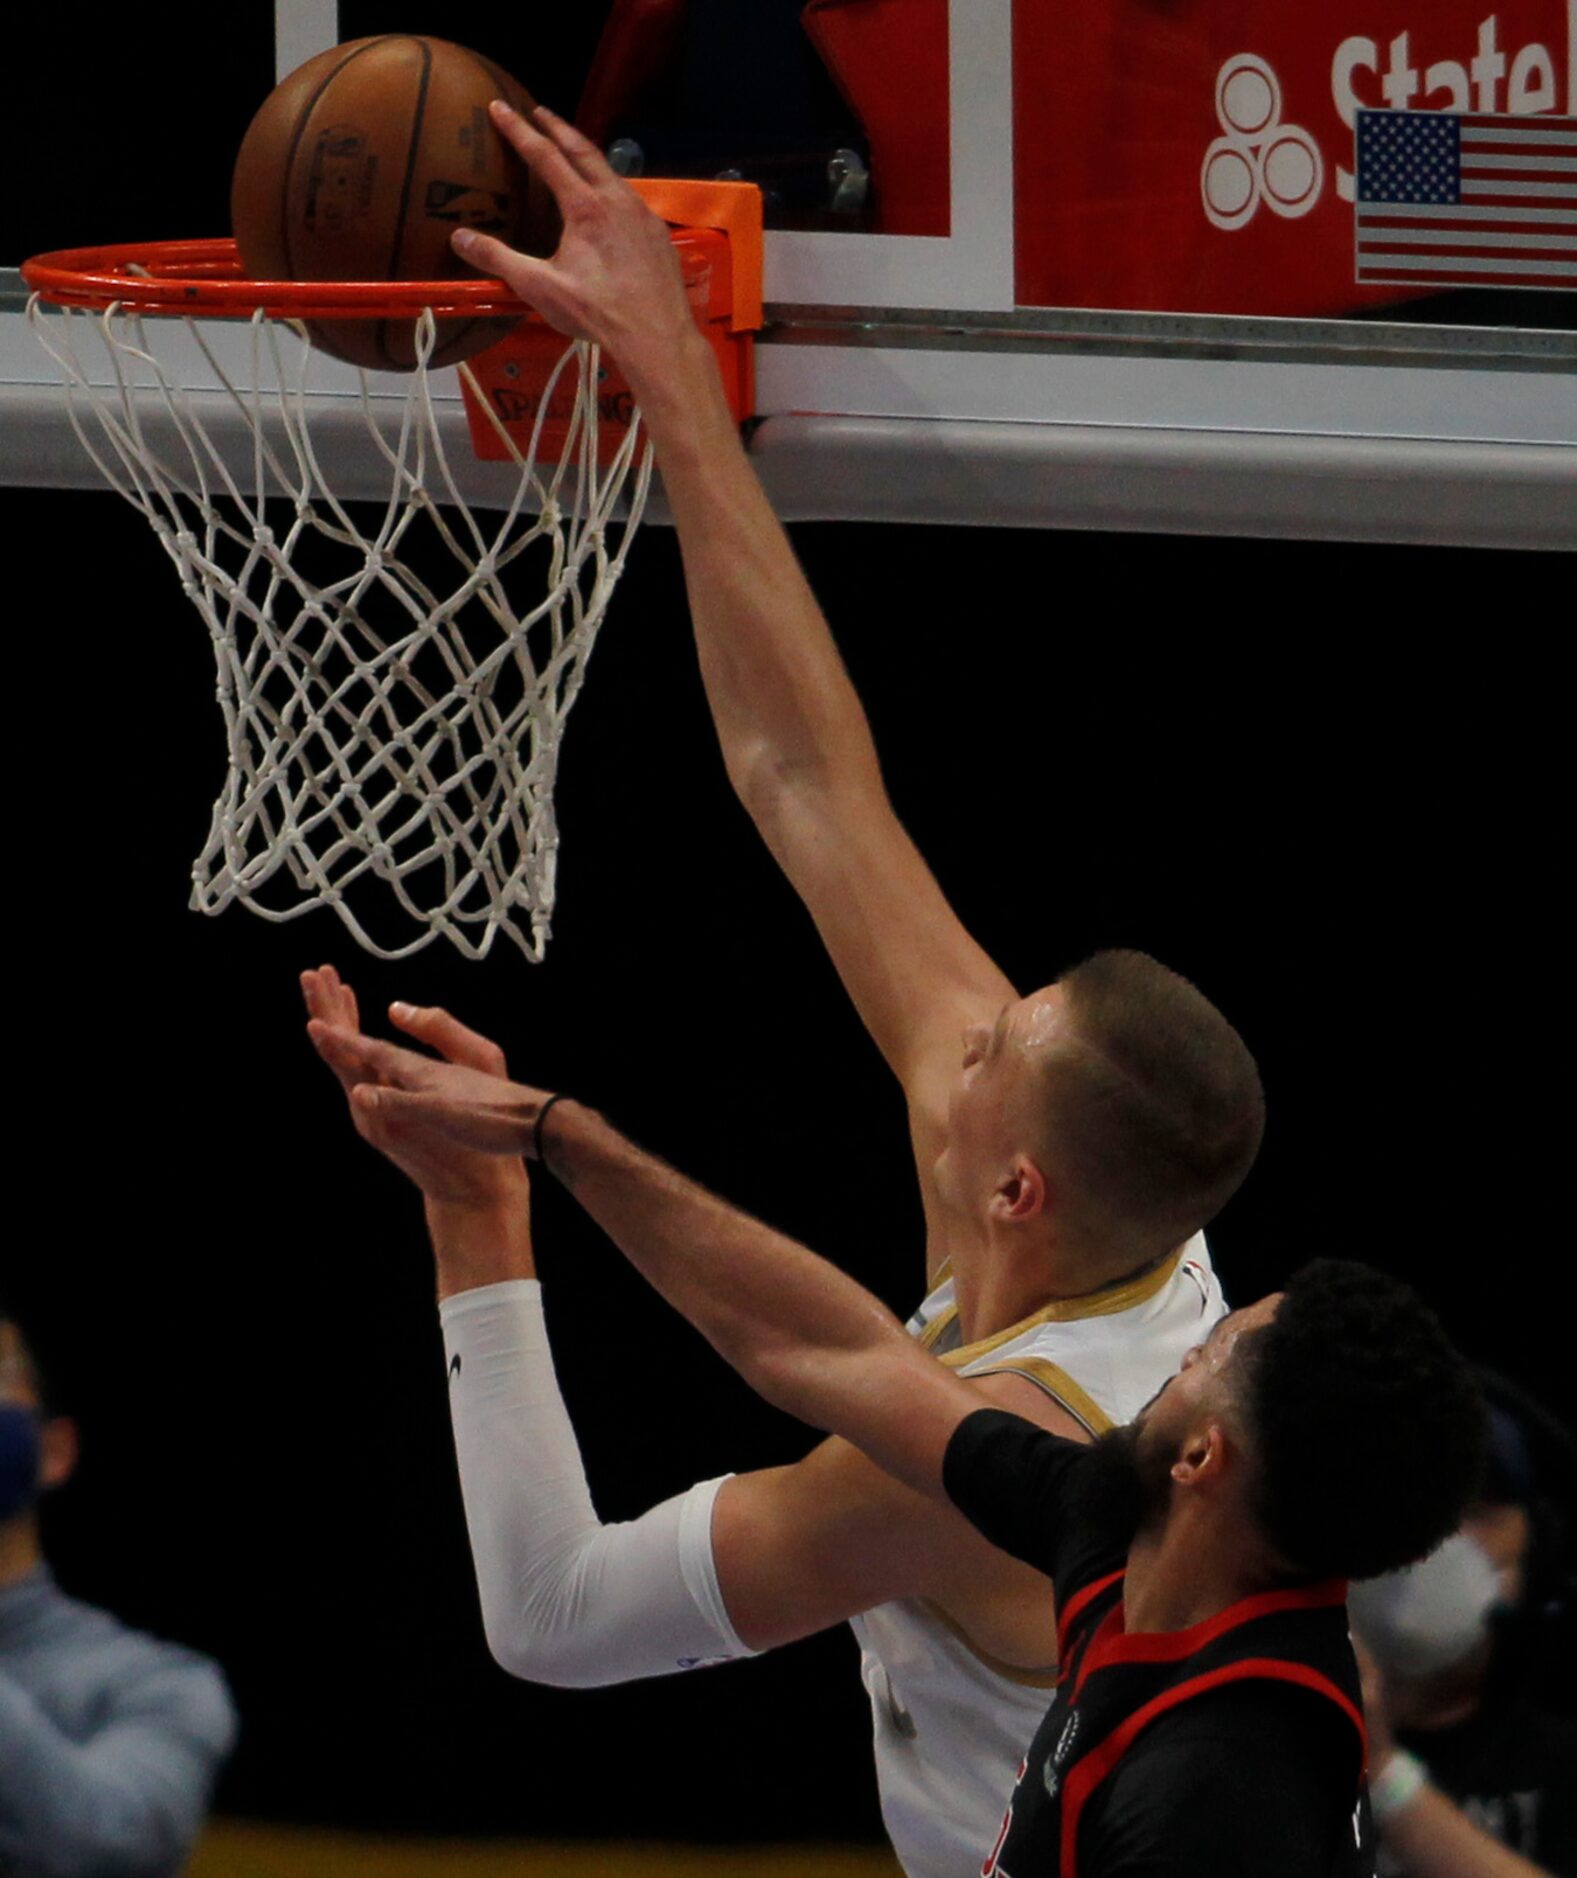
[231,35,562,371]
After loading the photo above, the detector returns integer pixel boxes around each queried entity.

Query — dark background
[6,0,1572,1848]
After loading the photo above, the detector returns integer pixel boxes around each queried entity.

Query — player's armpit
[711,1371,1085,1660]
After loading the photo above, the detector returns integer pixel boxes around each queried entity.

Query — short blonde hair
[1042,949,1264,1242]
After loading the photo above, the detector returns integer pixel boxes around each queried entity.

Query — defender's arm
[309,1002,1082,1674]
[313,1012,982,1497]
[537,1096,984,1497]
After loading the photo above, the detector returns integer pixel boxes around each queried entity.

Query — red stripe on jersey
[1056,1570,1124,1662]
[1083,1578,1347,1673]
[1057,1659,1367,1878]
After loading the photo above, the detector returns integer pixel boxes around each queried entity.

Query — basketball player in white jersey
[308,102,1263,1877]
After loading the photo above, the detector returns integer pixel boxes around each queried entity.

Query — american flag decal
[1355,109,1577,291]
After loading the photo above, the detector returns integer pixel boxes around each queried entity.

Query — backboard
[2,0,1573,546]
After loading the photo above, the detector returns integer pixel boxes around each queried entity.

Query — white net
[29,296,653,960]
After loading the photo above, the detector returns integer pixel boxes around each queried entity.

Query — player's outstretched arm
[310,1013,982,1499]
[454,103,1015,1117]
[301,974,758,1688]
[305,991,1061,1681]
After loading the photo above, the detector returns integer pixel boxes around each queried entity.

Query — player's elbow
[478,1567,635,1691]
[727,737,816,825]
[481,1611,624,1690]
[483,1632,602,1689]
[730,735,879,833]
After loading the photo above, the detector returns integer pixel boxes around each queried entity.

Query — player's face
[1134,1293,1284,1448]
[945,985,1068,1187]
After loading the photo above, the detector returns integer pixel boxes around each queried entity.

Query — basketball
[231,36,561,371]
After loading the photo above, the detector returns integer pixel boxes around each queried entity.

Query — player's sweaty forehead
[1002,983,1069,1057]
[1202,1293,1283,1374]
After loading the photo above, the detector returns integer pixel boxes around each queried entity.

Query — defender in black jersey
[317,1032,1491,1876]
[947,1410,1373,1877]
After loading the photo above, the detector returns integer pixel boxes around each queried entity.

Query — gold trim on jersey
[918,1359,1117,1687]
[917,1598,1064,1689]
[917,1307,958,1353]
[964,1357,1117,1437]
[917,1249,1183,1361]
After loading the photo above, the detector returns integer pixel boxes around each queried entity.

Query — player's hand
[450,101,700,391]
[302,966,531,1206]
[306,985,556,1162]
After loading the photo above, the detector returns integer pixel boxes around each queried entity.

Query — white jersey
[848,1236,1226,1878]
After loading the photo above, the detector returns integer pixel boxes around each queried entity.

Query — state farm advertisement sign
[1013,0,1573,312]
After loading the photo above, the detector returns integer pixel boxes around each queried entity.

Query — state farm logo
[1201,16,1570,230]
[1202,54,1326,230]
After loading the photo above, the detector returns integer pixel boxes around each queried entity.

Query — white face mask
[1349,1531,1501,1679]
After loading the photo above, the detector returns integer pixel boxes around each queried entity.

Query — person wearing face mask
[0,1303,238,1878]
[1350,1376,1577,1878]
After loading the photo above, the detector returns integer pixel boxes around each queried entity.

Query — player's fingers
[389,1001,508,1077]
[303,979,362,1096]
[531,105,621,189]
[449,230,587,335]
[326,964,360,1030]
[306,1019,368,1079]
[487,98,587,204]
[450,227,547,284]
[303,962,355,1029]
[309,1020,422,1089]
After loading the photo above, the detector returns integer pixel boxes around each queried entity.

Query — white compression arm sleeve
[439,1279,757,1688]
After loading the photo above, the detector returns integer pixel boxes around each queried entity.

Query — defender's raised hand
[302,966,534,1208]
[450,101,706,404]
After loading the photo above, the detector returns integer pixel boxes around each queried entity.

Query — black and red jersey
[945,1409,1374,1878]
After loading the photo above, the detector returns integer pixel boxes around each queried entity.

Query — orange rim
[21,237,544,321]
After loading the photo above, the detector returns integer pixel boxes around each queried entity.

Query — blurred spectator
[0,1302,237,1878]
[1351,1372,1577,1877]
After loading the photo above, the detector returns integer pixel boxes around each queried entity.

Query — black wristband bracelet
[532,1092,569,1172]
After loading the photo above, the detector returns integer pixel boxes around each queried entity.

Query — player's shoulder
[1092,1680,1366,1876]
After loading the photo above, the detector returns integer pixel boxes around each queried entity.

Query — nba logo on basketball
[303,126,376,236]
